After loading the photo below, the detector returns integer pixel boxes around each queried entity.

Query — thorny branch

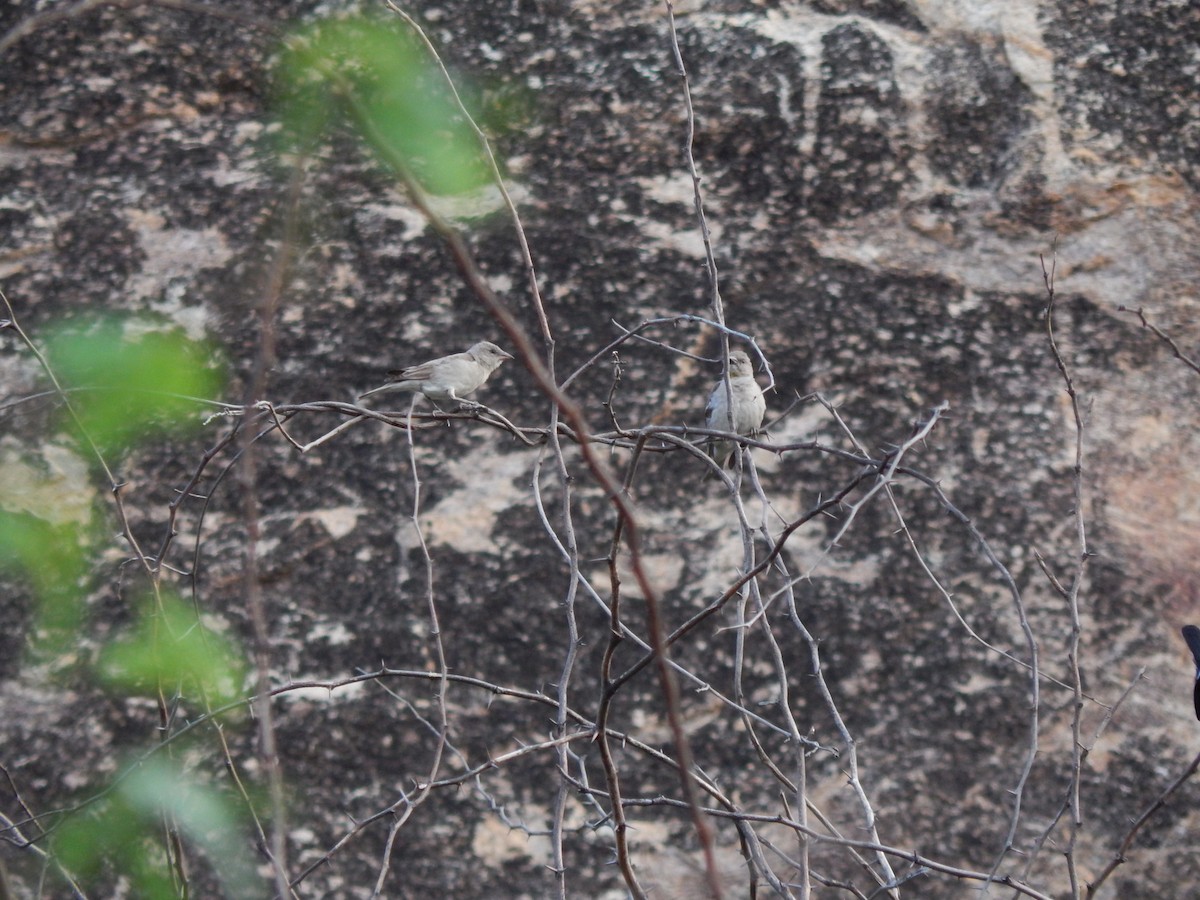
[1037,244,1090,898]
[1117,305,1200,376]
[1084,749,1200,898]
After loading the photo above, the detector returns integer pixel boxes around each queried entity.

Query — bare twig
[228,157,309,898]
[1036,244,1089,899]
[1084,750,1200,898]
[370,395,451,897]
[1117,305,1200,376]
[595,436,650,899]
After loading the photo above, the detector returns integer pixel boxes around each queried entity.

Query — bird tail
[703,441,736,480]
[358,382,403,400]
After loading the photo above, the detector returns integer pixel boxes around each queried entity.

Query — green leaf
[0,510,88,654]
[273,14,490,195]
[122,758,255,888]
[54,758,254,898]
[44,317,223,457]
[54,801,157,889]
[99,593,247,706]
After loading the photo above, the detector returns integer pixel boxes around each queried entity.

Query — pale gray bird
[359,341,513,407]
[704,350,766,470]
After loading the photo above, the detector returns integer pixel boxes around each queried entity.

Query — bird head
[727,350,754,377]
[471,341,515,369]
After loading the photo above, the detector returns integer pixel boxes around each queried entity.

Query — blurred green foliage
[100,593,248,707]
[0,313,250,893]
[0,512,90,658]
[54,758,253,900]
[2,316,224,658]
[44,317,223,457]
[274,13,489,194]
[0,7,519,895]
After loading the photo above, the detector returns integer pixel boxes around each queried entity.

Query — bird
[359,341,513,407]
[1182,625,1200,720]
[704,349,766,471]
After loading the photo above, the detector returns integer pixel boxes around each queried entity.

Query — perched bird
[1183,625,1200,720]
[359,341,513,407]
[704,349,766,470]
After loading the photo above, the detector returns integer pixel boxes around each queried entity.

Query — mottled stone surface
[2,1,1199,898]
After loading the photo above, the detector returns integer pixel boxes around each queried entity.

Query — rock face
[1,1,1198,898]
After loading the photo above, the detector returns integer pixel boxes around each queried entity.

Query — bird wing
[433,356,488,394]
[704,383,727,429]
[387,362,433,381]
[387,351,469,382]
